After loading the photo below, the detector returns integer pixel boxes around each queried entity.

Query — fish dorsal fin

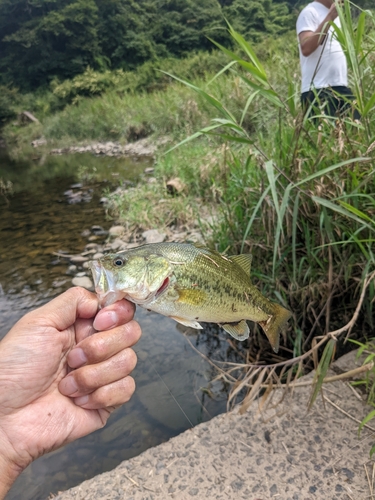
[229,254,252,276]
[221,320,249,341]
[193,242,207,250]
[193,243,223,259]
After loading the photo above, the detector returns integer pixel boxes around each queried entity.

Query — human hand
[328,0,344,21]
[0,287,141,497]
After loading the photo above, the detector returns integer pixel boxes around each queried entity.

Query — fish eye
[113,257,124,267]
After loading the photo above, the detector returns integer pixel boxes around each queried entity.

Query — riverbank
[60,204,210,293]
[54,349,373,500]
[32,137,169,158]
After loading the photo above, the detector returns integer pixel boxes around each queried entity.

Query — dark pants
[301,86,361,121]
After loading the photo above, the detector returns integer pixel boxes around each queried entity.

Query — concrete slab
[54,351,375,500]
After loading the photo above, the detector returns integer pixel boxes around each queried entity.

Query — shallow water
[0,149,232,499]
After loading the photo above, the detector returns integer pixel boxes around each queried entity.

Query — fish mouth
[155,277,170,298]
[89,260,125,308]
[89,259,172,308]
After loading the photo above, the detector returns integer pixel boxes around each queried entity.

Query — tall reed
[169,1,375,408]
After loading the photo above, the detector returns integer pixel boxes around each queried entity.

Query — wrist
[327,8,338,23]
[0,432,26,500]
[0,452,23,499]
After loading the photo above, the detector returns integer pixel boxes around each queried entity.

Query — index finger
[93,300,136,331]
[74,299,136,344]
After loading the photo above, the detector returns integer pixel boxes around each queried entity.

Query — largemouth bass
[89,242,291,352]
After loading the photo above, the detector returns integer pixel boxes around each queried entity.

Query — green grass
[162,3,375,422]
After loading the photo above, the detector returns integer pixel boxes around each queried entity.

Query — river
[0,148,235,499]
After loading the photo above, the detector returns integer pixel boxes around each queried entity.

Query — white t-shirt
[296,1,347,93]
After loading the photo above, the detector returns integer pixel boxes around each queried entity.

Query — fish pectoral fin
[222,320,249,341]
[170,316,203,330]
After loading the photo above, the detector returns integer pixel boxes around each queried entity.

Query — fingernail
[74,395,89,406]
[68,348,88,368]
[59,375,78,396]
[93,310,118,331]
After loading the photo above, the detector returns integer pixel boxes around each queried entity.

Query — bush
[0,86,19,125]
[51,68,128,105]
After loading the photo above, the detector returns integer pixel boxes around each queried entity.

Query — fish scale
[89,242,292,352]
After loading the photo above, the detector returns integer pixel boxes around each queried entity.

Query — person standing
[296,0,359,119]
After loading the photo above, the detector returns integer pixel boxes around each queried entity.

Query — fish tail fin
[259,304,292,353]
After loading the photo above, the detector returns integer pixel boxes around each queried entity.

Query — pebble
[109,226,125,237]
[188,488,199,496]
[70,255,88,264]
[72,276,93,289]
[52,279,67,288]
[85,243,99,251]
[93,252,104,259]
[110,238,127,251]
[166,177,185,195]
[142,229,166,244]
[91,225,108,236]
[66,265,77,275]
[31,137,47,147]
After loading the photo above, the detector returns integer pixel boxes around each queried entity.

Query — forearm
[300,13,337,56]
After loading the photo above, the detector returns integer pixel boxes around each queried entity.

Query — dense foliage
[0,0,296,90]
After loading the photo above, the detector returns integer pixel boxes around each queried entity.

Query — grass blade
[308,338,336,410]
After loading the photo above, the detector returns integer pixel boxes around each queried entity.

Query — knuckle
[75,367,97,391]
[89,335,108,358]
[69,286,89,300]
[90,377,136,408]
[71,286,97,307]
[92,387,112,407]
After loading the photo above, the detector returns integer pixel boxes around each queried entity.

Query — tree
[222,0,294,41]
[95,0,158,69]
[0,0,296,91]
[0,0,101,89]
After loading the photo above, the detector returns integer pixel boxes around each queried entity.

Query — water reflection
[0,151,233,500]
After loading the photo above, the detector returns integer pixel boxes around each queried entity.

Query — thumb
[22,287,99,332]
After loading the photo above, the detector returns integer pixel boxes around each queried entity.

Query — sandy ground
[54,350,374,500]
